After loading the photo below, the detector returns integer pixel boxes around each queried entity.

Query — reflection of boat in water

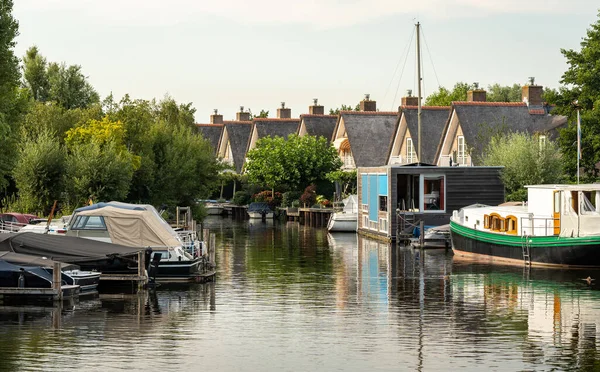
[451,184,600,267]
[327,195,358,232]
[326,232,358,250]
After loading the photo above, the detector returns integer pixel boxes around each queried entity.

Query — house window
[379,218,388,232]
[379,196,387,211]
[423,176,445,211]
[457,136,466,165]
[406,138,417,163]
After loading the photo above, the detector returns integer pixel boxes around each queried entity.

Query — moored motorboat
[327,195,358,232]
[0,251,100,292]
[450,184,600,268]
[410,224,451,249]
[0,233,148,275]
[67,202,213,282]
[247,202,273,219]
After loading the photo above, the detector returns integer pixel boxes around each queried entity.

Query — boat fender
[18,268,25,288]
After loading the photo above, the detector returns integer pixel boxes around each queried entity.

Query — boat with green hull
[450,184,600,268]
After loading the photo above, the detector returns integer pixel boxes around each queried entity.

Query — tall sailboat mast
[416,22,422,165]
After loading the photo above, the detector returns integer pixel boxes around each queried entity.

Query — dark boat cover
[0,259,54,288]
[0,251,78,270]
[0,233,148,273]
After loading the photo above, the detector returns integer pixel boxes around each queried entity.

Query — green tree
[425,82,472,106]
[486,83,522,102]
[148,121,221,208]
[22,46,50,101]
[245,134,342,192]
[547,11,600,181]
[0,0,25,190]
[481,132,563,201]
[67,140,135,204]
[46,62,99,109]
[329,104,360,115]
[20,101,102,142]
[249,109,269,119]
[326,169,357,197]
[12,130,66,214]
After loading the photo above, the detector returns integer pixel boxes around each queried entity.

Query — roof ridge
[253,118,301,122]
[401,105,450,110]
[223,120,253,124]
[300,114,338,118]
[452,101,526,107]
[340,111,399,115]
[195,123,224,127]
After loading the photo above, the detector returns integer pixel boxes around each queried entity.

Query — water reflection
[0,218,598,371]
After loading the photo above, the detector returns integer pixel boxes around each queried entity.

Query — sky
[12,0,600,122]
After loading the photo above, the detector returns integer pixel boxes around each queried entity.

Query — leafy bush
[300,185,317,207]
[291,200,300,208]
[253,190,282,208]
[281,191,302,207]
[233,191,251,205]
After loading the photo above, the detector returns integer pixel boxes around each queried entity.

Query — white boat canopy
[74,206,182,248]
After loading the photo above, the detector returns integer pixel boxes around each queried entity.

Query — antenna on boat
[416,22,422,165]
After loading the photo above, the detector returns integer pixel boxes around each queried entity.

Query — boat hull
[153,258,213,282]
[247,212,273,219]
[327,213,357,232]
[450,221,600,268]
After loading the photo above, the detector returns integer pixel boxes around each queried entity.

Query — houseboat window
[483,214,490,229]
[457,136,466,165]
[506,215,518,235]
[490,213,503,232]
[379,196,388,211]
[581,191,598,214]
[406,138,416,163]
[571,191,579,214]
[71,216,107,230]
[423,176,445,211]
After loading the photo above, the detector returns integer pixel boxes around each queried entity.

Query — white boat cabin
[454,184,600,237]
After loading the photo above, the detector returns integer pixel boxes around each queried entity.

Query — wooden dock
[298,208,333,228]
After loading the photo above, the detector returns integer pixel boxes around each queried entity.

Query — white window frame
[406,138,416,163]
[419,174,447,213]
[457,136,466,165]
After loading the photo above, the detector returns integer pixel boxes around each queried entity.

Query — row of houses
[197,83,566,174]
[196,83,567,241]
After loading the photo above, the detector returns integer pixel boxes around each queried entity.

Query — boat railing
[519,216,555,236]
[0,220,26,233]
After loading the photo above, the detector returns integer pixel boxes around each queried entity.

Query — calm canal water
[1,218,600,371]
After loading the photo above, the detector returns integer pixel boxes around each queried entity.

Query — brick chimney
[522,77,543,107]
[277,102,291,119]
[309,98,324,115]
[236,106,250,121]
[360,94,376,111]
[467,83,486,102]
[210,109,223,124]
[401,90,418,106]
